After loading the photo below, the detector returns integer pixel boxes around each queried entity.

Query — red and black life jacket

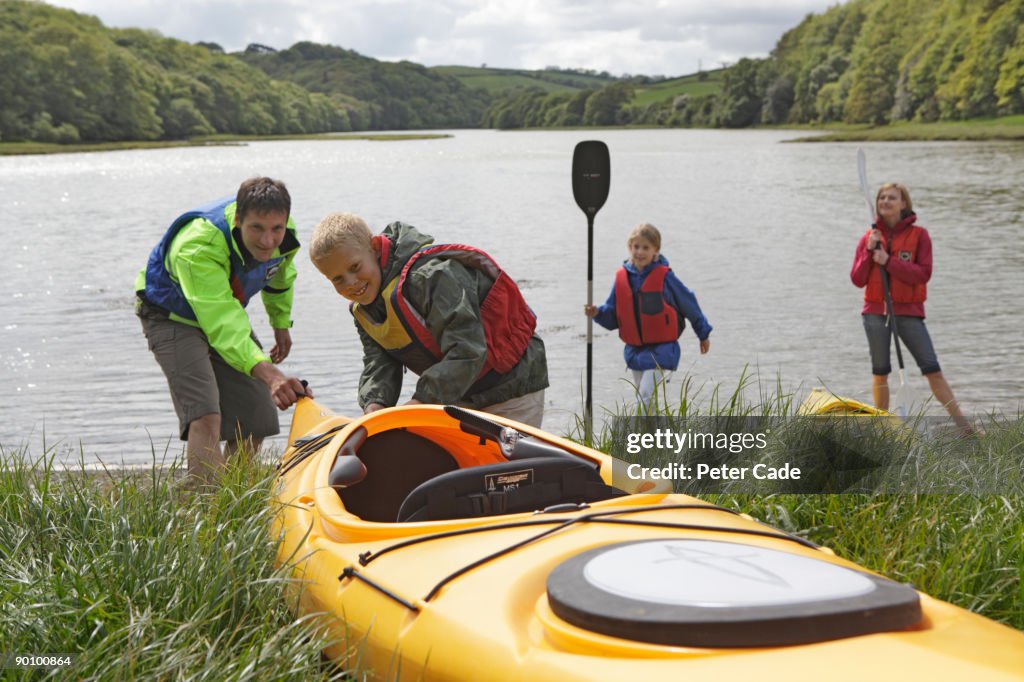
[614,265,682,346]
[351,242,536,379]
[864,218,927,304]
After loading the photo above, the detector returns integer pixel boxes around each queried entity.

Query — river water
[2,129,1022,465]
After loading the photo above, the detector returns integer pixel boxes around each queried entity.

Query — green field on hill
[630,70,725,107]
[432,65,619,94]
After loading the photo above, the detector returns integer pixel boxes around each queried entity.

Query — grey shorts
[139,308,279,441]
[862,314,941,376]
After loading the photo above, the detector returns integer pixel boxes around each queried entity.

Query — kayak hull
[273,398,1024,681]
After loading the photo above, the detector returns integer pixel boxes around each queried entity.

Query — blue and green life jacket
[139,197,291,320]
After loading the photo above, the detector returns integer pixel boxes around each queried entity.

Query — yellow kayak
[273,397,1024,681]
[798,387,891,416]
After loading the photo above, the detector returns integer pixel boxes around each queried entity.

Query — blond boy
[311,213,548,426]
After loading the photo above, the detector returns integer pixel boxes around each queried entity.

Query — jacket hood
[624,254,670,276]
[876,212,918,235]
[379,221,435,288]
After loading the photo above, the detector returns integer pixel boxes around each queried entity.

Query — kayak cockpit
[284,402,637,525]
[394,454,625,522]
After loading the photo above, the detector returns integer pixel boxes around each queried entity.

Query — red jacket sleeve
[850,232,874,288]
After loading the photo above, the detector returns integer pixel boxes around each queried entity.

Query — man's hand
[252,361,310,410]
[872,249,890,266]
[700,338,711,354]
[269,328,292,364]
[364,402,386,414]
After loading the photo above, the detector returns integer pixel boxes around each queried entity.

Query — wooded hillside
[237,42,490,130]
[763,0,1024,125]
[0,1,354,142]
[0,0,487,141]
[2,0,1022,142]
[487,0,1024,129]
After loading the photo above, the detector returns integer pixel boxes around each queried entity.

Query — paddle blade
[892,370,913,420]
[572,140,611,216]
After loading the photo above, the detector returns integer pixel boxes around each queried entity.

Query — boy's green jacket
[135,202,299,375]
[354,222,548,408]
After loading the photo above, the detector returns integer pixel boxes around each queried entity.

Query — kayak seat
[337,429,459,522]
[396,457,627,523]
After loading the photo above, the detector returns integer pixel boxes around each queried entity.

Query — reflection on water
[2,131,1022,464]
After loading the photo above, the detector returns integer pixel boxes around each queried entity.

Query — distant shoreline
[3,119,1024,156]
[0,132,454,156]
[782,115,1024,142]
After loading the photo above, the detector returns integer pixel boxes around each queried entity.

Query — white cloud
[45,0,841,75]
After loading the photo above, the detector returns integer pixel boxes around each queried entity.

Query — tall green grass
[0,446,347,681]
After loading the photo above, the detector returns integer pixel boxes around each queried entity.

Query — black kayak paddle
[572,140,611,443]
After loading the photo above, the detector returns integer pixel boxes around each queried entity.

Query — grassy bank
[0,133,452,156]
[0,448,346,681]
[0,140,216,156]
[787,115,1024,142]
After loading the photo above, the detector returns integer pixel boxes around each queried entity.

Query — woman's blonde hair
[309,212,373,261]
[627,222,661,250]
[876,183,914,214]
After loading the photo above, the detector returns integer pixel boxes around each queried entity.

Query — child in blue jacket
[584,223,712,409]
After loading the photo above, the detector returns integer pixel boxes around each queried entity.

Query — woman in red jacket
[850,182,974,434]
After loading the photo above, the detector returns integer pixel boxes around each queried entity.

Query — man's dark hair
[236,177,291,222]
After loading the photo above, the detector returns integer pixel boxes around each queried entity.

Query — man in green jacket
[136,177,310,484]
[309,213,548,426]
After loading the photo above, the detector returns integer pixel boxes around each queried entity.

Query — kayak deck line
[358,503,737,565]
[340,566,421,612]
[421,510,823,603]
[349,503,822,605]
[278,423,348,476]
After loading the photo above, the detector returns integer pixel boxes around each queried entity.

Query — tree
[761,75,794,124]
[716,58,762,128]
[995,24,1024,112]
[937,0,1024,118]
[582,82,633,125]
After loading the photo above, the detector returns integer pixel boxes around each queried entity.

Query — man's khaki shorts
[478,389,545,428]
[139,310,278,441]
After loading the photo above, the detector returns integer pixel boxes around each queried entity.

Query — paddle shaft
[878,261,907,373]
[586,213,594,441]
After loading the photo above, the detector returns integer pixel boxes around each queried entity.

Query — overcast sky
[48,0,842,77]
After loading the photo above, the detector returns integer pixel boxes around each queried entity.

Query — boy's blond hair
[309,212,373,260]
[627,222,661,250]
